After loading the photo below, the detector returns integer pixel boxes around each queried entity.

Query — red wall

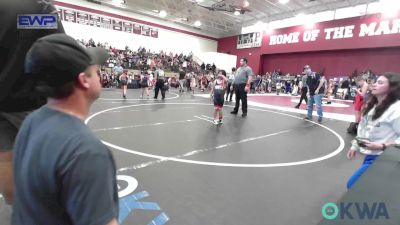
[262,47,400,78]
[261,13,400,54]
[217,13,400,75]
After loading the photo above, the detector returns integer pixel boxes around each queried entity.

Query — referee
[231,58,253,117]
[294,72,308,108]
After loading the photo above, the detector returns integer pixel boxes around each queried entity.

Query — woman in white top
[346,73,400,189]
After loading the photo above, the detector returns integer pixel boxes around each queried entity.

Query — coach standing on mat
[304,65,324,123]
[231,58,253,117]
[0,0,65,211]
[12,34,118,225]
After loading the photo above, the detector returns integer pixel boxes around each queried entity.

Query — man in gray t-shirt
[231,58,253,117]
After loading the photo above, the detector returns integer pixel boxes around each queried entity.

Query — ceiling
[105,0,380,37]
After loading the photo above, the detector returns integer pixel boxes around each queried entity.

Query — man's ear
[76,72,90,89]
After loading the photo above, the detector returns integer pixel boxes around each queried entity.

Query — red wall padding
[262,47,400,78]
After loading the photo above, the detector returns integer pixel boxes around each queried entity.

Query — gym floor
[84,88,361,225]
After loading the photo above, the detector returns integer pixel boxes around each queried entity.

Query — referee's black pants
[154,79,165,99]
[295,87,308,108]
[233,83,247,114]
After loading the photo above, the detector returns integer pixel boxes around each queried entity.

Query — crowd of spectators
[77,38,218,74]
[78,38,379,101]
[254,69,378,101]
[77,38,223,91]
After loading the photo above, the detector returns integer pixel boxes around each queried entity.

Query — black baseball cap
[25,33,109,88]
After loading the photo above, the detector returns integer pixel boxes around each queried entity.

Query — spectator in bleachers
[211,63,216,73]
[201,63,206,72]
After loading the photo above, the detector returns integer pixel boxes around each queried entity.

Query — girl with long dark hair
[346,73,400,189]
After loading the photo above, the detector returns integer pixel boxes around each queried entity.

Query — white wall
[196,52,237,73]
[62,22,216,55]
[56,0,217,38]
[56,0,217,55]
